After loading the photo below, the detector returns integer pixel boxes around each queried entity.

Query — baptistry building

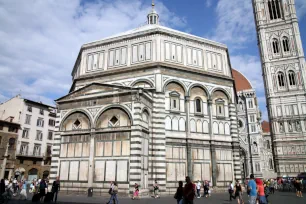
[50,4,242,194]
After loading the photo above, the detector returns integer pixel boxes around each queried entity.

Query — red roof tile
[261,121,270,133]
[232,69,253,92]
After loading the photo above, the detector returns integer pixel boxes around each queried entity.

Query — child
[132,183,139,200]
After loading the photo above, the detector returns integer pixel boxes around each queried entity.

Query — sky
[0,0,305,121]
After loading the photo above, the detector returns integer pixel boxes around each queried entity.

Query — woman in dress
[132,183,139,200]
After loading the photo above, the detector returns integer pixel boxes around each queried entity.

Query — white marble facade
[252,0,306,177]
[234,70,276,179]
[50,5,241,194]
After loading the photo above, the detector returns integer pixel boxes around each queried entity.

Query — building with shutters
[252,0,306,176]
[0,95,56,180]
[233,69,276,180]
[50,3,244,195]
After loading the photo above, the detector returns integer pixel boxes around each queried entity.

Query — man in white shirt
[228,181,235,201]
[4,179,9,187]
[196,180,201,198]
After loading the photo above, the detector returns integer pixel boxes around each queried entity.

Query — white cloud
[0,0,187,105]
[231,55,264,91]
[206,0,212,8]
[209,0,256,46]
[230,55,268,121]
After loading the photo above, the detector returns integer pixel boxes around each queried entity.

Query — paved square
[6,191,306,204]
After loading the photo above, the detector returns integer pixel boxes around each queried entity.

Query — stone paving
[5,191,306,204]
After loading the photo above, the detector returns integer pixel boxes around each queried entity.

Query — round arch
[210,87,232,101]
[187,83,211,99]
[163,79,187,94]
[130,79,154,88]
[59,109,93,131]
[94,104,133,128]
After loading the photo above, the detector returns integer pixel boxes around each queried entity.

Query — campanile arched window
[268,0,282,20]
[282,37,290,52]
[272,38,280,54]
[277,72,285,88]
[288,71,296,86]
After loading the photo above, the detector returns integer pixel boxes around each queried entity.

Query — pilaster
[229,103,241,180]
[149,92,166,192]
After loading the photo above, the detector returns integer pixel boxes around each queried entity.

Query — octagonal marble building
[50,6,241,195]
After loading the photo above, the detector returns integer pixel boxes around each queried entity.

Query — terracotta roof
[261,121,270,133]
[232,69,253,92]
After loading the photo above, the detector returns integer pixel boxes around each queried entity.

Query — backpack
[40,181,46,189]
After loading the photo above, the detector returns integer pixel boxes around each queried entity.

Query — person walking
[228,181,235,201]
[203,180,209,198]
[52,176,60,203]
[174,181,183,204]
[132,183,139,200]
[12,178,17,194]
[153,180,159,198]
[19,179,27,200]
[107,181,115,204]
[109,182,119,204]
[256,178,267,204]
[0,179,5,196]
[295,179,303,197]
[264,183,270,203]
[247,174,257,204]
[234,180,244,204]
[182,176,195,204]
[269,179,275,194]
[39,179,47,202]
[196,180,201,198]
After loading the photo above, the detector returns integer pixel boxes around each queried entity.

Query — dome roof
[261,121,270,133]
[232,69,253,92]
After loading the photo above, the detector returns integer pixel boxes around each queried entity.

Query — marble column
[207,99,216,186]
[185,96,192,180]
[88,130,95,187]
[229,103,242,181]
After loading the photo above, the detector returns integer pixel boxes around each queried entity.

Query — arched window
[238,120,243,128]
[288,71,296,86]
[277,72,285,87]
[216,99,225,117]
[282,37,290,52]
[239,101,244,111]
[269,159,273,169]
[195,98,202,113]
[272,38,280,54]
[170,92,180,111]
[266,140,270,149]
[268,0,282,20]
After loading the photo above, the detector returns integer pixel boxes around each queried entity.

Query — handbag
[174,192,177,199]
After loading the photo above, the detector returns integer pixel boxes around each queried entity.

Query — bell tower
[252,0,306,176]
